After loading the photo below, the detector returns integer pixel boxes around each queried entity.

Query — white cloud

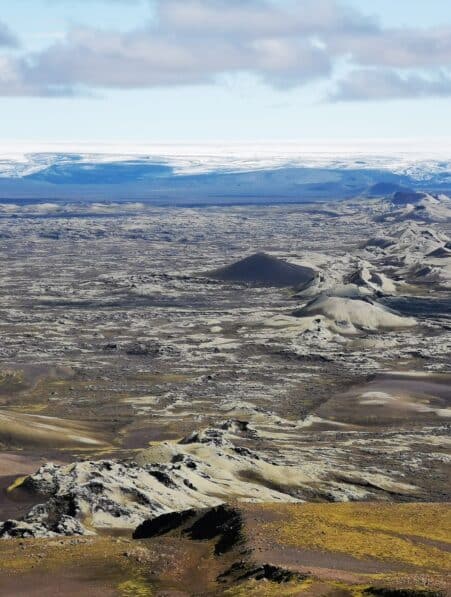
[1,0,450,101]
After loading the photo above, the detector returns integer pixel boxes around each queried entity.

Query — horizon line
[0,137,450,157]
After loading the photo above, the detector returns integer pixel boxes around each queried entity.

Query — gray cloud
[158,0,377,36]
[329,27,451,68]
[1,0,451,100]
[331,69,451,101]
[22,25,331,89]
[0,21,19,47]
[0,55,77,97]
[7,1,345,93]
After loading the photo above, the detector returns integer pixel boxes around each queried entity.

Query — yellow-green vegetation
[0,536,146,577]
[117,577,154,597]
[0,537,158,595]
[0,370,26,394]
[8,403,48,413]
[222,578,380,597]
[133,372,192,384]
[261,503,451,571]
[6,475,28,493]
[223,579,314,597]
[0,504,449,596]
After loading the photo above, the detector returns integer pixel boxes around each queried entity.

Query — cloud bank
[1,0,451,100]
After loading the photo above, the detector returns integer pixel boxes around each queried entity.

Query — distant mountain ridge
[0,152,450,204]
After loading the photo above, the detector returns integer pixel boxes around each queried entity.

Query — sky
[1,0,451,145]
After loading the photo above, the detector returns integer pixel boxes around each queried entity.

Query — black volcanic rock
[392,191,428,205]
[133,509,197,539]
[207,252,315,288]
[133,505,243,556]
[427,246,451,258]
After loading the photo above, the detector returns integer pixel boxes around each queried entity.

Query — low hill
[207,253,316,288]
[293,295,416,333]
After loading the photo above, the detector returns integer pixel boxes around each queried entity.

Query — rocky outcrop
[0,458,222,539]
[0,419,427,540]
[0,424,301,539]
[377,194,451,223]
[135,505,244,556]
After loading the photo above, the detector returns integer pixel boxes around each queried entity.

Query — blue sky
[1,0,451,144]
